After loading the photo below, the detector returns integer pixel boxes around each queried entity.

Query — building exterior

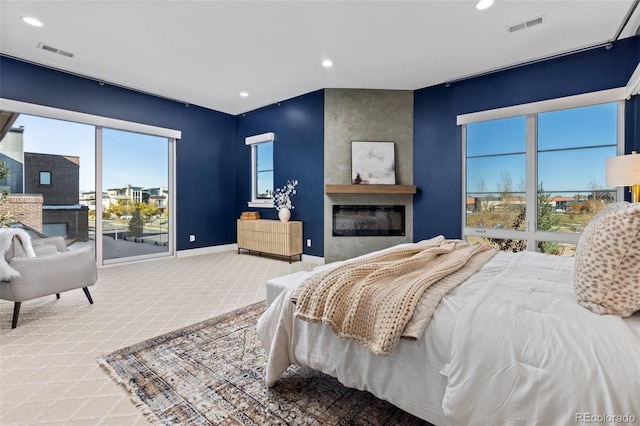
[0,127,25,194]
[0,128,90,241]
[147,187,168,211]
[107,185,143,203]
[24,152,89,241]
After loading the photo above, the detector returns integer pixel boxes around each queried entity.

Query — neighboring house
[0,133,90,241]
[147,186,168,211]
[81,187,166,213]
[107,184,145,204]
[79,191,109,213]
[24,152,89,241]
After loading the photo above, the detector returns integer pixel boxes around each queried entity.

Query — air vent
[507,15,545,33]
[37,42,75,58]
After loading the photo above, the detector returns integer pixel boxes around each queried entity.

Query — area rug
[97,301,431,425]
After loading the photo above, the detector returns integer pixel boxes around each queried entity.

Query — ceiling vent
[507,15,545,33]
[37,42,75,58]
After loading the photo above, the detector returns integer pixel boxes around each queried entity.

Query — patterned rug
[97,301,431,425]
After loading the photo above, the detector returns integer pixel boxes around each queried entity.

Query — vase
[278,208,291,222]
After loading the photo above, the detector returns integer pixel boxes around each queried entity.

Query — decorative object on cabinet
[273,180,298,223]
[240,211,261,220]
[278,208,291,222]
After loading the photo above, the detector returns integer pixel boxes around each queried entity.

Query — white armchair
[1,235,97,328]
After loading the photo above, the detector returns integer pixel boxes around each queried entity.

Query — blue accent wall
[235,91,325,257]
[414,35,640,241]
[0,56,237,251]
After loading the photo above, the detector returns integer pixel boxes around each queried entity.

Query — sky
[256,141,273,196]
[466,102,618,195]
[14,114,168,193]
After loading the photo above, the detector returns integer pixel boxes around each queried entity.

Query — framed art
[351,141,396,184]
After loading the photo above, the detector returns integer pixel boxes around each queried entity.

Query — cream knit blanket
[294,237,496,355]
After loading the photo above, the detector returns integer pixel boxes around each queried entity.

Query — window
[246,132,274,207]
[39,171,51,185]
[461,93,623,256]
[1,98,179,266]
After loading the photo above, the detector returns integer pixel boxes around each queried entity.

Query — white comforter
[257,250,640,425]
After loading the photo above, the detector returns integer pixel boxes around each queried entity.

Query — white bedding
[257,249,640,425]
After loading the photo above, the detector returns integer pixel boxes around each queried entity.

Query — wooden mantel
[325,184,417,194]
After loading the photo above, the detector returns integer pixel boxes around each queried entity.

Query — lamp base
[632,184,640,204]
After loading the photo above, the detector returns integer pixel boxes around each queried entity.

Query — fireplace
[332,205,405,236]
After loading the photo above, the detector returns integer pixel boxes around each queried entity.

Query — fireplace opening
[332,205,405,237]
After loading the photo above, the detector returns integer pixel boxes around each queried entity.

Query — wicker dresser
[237,219,303,263]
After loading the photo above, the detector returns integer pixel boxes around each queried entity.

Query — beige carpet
[0,249,315,425]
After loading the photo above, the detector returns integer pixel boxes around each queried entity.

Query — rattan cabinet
[237,219,303,263]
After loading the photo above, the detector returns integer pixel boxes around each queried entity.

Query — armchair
[1,233,97,328]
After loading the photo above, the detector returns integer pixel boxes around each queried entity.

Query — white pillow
[574,202,640,317]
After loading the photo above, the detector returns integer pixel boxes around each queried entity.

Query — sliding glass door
[100,128,171,262]
[0,103,176,265]
[1,114,96,247]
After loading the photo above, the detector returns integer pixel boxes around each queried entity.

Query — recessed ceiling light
[240,92,249,97]
[476,0,494,10]
[322,59,333,68]
[21,16,43,27]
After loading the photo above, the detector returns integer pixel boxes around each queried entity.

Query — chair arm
[7,247,97,301]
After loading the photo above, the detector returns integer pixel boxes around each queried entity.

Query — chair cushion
[33,245,59,257]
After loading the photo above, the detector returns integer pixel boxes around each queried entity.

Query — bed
[257,203,640,425]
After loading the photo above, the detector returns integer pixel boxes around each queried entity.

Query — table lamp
[606,151,640,203]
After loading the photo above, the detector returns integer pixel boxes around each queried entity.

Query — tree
[128,209,144,237]
[106,199,128,218]
[537,183,560,232]
[497,171,514,204]
[476,178,489,213]
[536,183,563,255]
[483,183,562,254]
[588,180,612,215]
[137,202,160,222]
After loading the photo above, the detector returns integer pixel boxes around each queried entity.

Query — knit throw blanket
[294,237,495,356]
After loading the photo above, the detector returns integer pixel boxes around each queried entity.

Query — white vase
[278,208,291,222]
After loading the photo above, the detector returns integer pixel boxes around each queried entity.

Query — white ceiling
[1,1,638,116]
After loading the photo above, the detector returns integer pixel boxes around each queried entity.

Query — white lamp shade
[605,152,640,186]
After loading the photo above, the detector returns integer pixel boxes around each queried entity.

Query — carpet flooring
[97,301,430,425]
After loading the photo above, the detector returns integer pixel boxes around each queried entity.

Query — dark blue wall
[235,91,325,257]
[414,35,640,240]
[0,56,237,251]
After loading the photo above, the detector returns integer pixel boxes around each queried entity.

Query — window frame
[459,88,626,252]
[1,97,180,265]
[245,132,275,208]
[39,170,52,185]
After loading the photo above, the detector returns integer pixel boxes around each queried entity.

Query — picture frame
[351,141,396,184]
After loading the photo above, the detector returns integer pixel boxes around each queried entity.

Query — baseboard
[176,244,237,258]
[302,254,324,264]
[176,244,324,263]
